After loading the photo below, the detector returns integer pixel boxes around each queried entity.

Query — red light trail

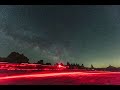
[0,72,83,80]
[0,71,119,80]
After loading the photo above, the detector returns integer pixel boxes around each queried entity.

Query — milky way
[0,5,120,67]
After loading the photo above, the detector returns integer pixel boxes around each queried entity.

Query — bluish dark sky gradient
[0,5,120,67]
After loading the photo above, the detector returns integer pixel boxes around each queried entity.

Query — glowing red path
[0,72,90,80]
[1,71,120,85]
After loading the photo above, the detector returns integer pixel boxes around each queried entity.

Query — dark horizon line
[0,51,119,68]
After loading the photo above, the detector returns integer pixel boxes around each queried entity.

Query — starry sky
[0,5,120,67]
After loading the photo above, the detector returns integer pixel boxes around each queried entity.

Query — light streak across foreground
[0,72,86,80]
[0,71,119,80]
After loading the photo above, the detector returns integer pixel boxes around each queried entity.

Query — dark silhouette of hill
[106,65,117,71]
[6,52,29,63]
[0,52,29,63]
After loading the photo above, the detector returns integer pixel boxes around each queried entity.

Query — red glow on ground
[0,71,119,80]
[0,72,82,80]
[0,62,69,71]
[1,71,120,85]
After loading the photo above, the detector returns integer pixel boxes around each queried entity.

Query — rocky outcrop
[6,52,29,63]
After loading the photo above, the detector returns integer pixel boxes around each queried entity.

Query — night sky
[0,5,120,67]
